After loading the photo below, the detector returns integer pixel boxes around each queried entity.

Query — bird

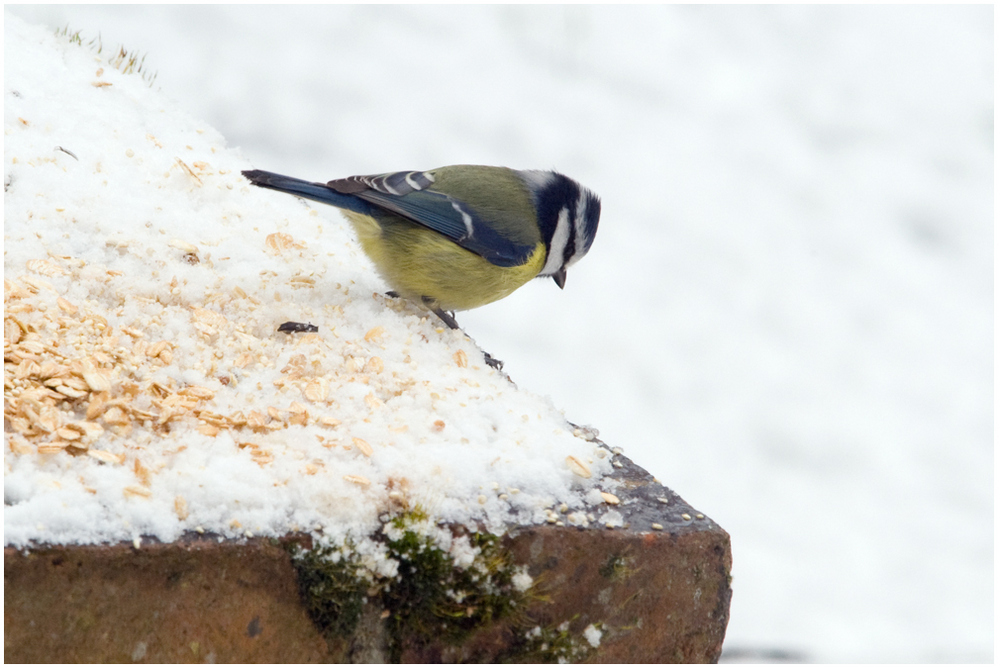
[242,165,600,330]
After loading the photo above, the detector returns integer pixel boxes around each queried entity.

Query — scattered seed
[103,406,130,426]
[304,378,329,403]
[352,437,373,457]
[197,423,219,437]
[246,411,267,431]
[565,455,592,479]
[147,340,170,358]
[175,496,190,520]
[88,449,123,465]
[265,232,295,252]
[600,492,620,505]
[288,404,309,426]
[21,276,55,293]
[9,437,33,455]
[56,297,78,314]
[75,421,104,443]
[86,396,109,420]
[20,340,45,354]
[168,239,198,253]
[80,365,111,392]
[343,474,370,487]
[55,384,88,399]
[124,485,152,499]
[26,258,68,277]
[364,356,384,374]
[5,317,25,344]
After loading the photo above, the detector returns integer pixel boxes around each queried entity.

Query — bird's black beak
[552,268,567,290]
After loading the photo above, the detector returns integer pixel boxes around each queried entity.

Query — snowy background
[5,5,993,663]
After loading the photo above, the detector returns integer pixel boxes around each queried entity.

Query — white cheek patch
[541,206,571,276]
[566,190,590,267]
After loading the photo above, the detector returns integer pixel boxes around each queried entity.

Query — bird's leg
[418,296,457,330]
[482,352,504,371]
[430,306,461,330]
[422,298,504,370]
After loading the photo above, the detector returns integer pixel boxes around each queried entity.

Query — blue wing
[245,169,536,268]
[345,187,533,267]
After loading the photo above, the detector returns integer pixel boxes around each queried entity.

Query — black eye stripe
[535,173,581,249]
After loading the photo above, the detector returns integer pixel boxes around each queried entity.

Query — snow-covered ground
[5,6,992,663]
[5,10,624,585]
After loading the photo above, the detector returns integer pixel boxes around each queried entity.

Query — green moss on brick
[381,509,529,658]
[598,550,637,582]
[288,508,538,661]
[499,618,598,663]
[288,540,368,642]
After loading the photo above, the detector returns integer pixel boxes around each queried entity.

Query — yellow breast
[342,211,546,312]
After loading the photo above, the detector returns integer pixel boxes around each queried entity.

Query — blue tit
[241,165,601,329]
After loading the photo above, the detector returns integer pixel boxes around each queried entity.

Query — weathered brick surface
[4,454,731,663]
[4,538,332,663]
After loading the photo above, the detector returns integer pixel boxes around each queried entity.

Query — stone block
[4,454,731,662]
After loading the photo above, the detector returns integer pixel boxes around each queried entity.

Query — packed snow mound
[3,15,614,549]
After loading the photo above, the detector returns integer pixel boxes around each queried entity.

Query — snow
[3,13,614,558]
[4,6,993,663]
[511,568,533,593]
[583,623,603,649]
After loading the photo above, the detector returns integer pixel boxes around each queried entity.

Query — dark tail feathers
[242,169,372,214]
